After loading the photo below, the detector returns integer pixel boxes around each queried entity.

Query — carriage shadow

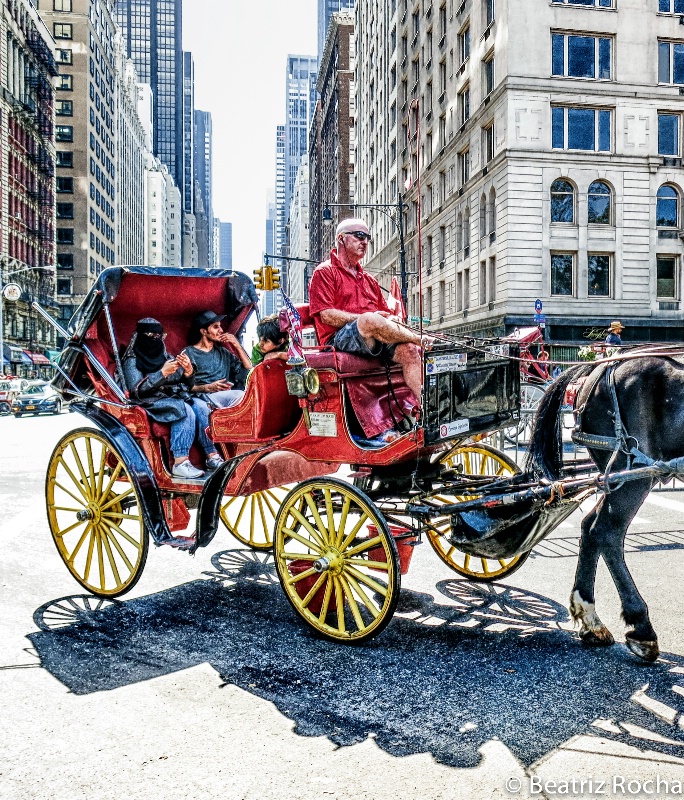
[29,549,684,769]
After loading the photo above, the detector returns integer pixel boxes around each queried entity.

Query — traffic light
[270,267,281,291]
[253,267,264,290]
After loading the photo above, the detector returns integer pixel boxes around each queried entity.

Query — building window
[482,123,494,163]
[457,272,463,310]
[458,24,470,65]
[483,54,495,96]
[56,74,72,91]
[458,148,470,184]
[485,0,495,27]
[56,151,73,168]
[552,107,611,151]
[54,0,73,9]
[56,100,73,116]
[463,268,470,309]
[479,260,487,304]
[658,41,684,84]
[551,253,574,295]
[658,113,680,156]
[660,0,684,13]
[53,23,73,39]
[657,256,678,298]
[56,228,74,245]
[480,194,487,238]
[488,256,496,302]
[553,0,612,5]
[56,176,74,193]
[56,49,72,64]
[55,125,73,142]
[550,179,575,223]
[488,188,496,235]
[587,181,612,224]
[56,202,74,219]
[552,34,611,80]
[56,278,72,295]
[588,254,611,296]
[464,208,471,251]
[657,184,679,228]
[456,212,463,252]
[458,86,470,125]
[57,253,74,269]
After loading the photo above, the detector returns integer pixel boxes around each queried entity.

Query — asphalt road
[1,411,684,800]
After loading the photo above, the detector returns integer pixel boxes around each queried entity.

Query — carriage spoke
[334,495,351,549]
[289,506,327,551]
[83,526,96,580]
[344,571,380,619]
[69,442,92,499]
[339,574,365,632]
[281,552,319,562]
[345,558,389,571]
[85,436,96,489]
[300,573,327,609]
[333,576,346,634]
[53,480,87,507]
[96,440,107,496]
[57,518,87,539]
[281,526,324,554]
[343,535,382,558]
[102,518,142,548]
[318,576,334,623]
[338,512,370,552]
[101,525,135,572]
[345,565,388,597]
[57,456,90,502]
[66,522,92,564]
[96,528,106,590]
[256,494,269,544]
[99,462,124,504]
[99,525,121,587]
[323,487,336,543]
[303,492,330,546]
[99,487,134,512]
[285,566,318,586]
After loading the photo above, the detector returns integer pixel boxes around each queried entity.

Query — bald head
[335,218,370,239]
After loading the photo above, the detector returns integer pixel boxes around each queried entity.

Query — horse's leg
[596,480,659,662]
[570,498,615,646]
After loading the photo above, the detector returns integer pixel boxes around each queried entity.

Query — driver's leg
[392,342,422,405]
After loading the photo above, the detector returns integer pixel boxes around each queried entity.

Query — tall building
[309,11,355,262]
[40,0,118,309]
[145,152,181,266]
[358,0,684,345]
[115,0,183,192]
[0,0,58,372]
[284,55,318,220]
[219,221,232,270]
[182,51,194,215]
[288,157,310,303]
[194,109,213,266]
[318,0,354,63]
[114,33,146,266]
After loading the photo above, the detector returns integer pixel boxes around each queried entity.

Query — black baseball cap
[193,310,226,330]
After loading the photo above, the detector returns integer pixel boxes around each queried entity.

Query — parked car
[11,381,64,416]
[0,380,17,415]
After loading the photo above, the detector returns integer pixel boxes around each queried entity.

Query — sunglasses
[143,331,167,339]
[345,231,372,242]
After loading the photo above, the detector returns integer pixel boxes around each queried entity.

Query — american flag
[281,293,305,363]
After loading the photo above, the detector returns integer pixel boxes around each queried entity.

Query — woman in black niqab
[133,318,167,374]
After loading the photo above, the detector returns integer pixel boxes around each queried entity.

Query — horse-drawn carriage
[37,267,683,657]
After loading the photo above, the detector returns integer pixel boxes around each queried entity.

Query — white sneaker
[172,460,205,479]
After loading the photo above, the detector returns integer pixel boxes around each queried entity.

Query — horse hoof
[626,636,659,662]
[580,628,615,647]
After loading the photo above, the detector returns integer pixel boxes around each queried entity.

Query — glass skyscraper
[115,0,184,192]
[318,0,354,62]
[284,55,317,220]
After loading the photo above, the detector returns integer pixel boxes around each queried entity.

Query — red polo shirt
[308,249,390,345]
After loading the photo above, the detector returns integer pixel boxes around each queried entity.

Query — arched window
[550,179,575,223]
[480,194,487,238]
[464,208,471,250]
[488,187,496,235]
[587,181,612,225]
[456,212,463,253]
[657,184,679,229]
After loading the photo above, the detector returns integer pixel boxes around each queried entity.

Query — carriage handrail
[31,300,72,341]
[50,358,129,409]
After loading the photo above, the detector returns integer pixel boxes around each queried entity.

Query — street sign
[2,283,22,302]
[409,315,431,325]
[534,299,543,313]
[534,313,547,327]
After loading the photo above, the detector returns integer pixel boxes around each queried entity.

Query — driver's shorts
[330,320,397,361]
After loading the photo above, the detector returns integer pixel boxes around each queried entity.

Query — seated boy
[251,314,290,366]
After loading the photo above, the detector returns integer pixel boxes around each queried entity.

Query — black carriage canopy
[53,266,259,396]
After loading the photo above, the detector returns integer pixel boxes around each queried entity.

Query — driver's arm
[319,308,360,329]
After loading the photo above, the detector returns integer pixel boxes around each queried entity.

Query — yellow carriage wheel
[274,478,400,643]
[46,428,148,598]
[219,484,293,550]
[427,443,528,582]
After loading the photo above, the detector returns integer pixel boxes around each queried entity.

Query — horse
[526,351,684,662]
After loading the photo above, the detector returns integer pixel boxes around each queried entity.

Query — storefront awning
[45,350,62,363]
[23,350,51,365]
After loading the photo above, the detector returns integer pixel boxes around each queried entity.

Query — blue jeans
[170,401,215,459]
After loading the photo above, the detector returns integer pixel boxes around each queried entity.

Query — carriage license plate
[308,412,338,437]
[426,353,467,374]
[439,419,470,438]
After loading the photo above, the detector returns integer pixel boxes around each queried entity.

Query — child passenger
[251,315,290,366]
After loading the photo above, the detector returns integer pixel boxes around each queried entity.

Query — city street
[2,411,684,800]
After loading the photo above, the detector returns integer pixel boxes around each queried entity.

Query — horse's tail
[524,365,595,480]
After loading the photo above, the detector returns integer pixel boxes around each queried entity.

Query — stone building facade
[144,151,181,267]
[1,0,58,372]
[357,0,684,344]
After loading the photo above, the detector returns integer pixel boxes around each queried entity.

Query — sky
[184,0,318,274]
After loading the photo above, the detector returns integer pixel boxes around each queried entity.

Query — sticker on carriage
[308,412,338,437]
[426,353,468,374]
[485,344,510,360]
[439,419,470,438]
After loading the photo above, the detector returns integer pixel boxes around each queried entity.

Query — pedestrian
[308,217,431,435]
[251,314,290,366]
[605,320,624,346]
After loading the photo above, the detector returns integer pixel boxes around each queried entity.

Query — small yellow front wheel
[274,478,400,643]
[46,428,148,597]
[427,443,527,582]
[219,485,292,550]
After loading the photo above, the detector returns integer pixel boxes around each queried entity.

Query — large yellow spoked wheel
[427,443,528,582]
[220,485,292,551]
[46,428,148,598]
[274,478,400,643]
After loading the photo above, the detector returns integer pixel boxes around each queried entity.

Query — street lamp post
[0,260,55,376]
[322,194,408,309]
